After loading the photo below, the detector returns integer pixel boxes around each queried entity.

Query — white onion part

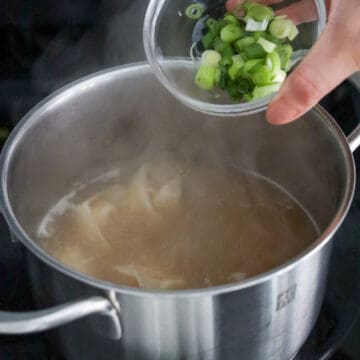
[266,57,273,70]
[246,18,269,32]
[201,50,222,66]
[272,69,287,83]
[257,37,276,53]
[288,23,299,41]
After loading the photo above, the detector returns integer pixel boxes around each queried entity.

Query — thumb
[267,24,359,125]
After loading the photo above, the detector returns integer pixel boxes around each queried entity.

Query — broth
[36,160,318,290]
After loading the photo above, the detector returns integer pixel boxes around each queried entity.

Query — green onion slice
[201,50,222,66]
[195,64,217,90]
[253,83,282,100]
[257,37,277,53]
[220,24,244,42]
[185,4,205,20]
[247,5,274,22]
[268,18,293,39]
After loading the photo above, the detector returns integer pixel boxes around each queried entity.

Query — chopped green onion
[247,5,274,22]
[245,18,269,32]
[257,37,277,53]
[185,4,205,20]
[268,19,293,39]
[288,23,299,41]
[190,1,299,102]
[238,78,252,94]
[243,93,253,102]
[249,61,265,74]
[228,81,241,100]
[219,67,228,89]
[242,1,260,12]
[201,31,215,50]
[228,55,245,80]
[266,51,281,75]
[220,24,244,42]
[253,31,265,41]
[252,83,281,100]
[205,18,222,36]
[222,45,235,57]
[214,67,222,85]
[201,50,222,66]
[243,59,264,74]
[195,64,218,90]
[277,44,293,71]
[214,37,234,57]
[220,56,233,67]
[214,37,227,52]
[243,43,267,59]
[234,36,255,52]
[232,54,244,63]
[223,14,239,25]
[264,32,285,45]
[251,65,272,86]
[272,69,287,83]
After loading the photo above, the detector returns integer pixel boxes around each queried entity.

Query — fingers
[226,0,244,13]
[266,25,359,125]
[259,0,285,5]
[275,0,318,25]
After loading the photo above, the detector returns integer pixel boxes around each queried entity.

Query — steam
[31,0,150,94]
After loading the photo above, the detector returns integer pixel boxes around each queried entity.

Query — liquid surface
[37,161,318,290]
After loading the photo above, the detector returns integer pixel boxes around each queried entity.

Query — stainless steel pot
[0,63,359,360]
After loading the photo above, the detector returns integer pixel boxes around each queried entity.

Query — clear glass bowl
[144,0,326,116]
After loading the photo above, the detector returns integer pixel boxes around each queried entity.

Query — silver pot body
[0,63,358,360]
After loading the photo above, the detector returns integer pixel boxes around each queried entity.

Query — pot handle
[0,210,121,340]
[347,74,360,152]
[0,296,122,339]
[0,197,121,340]
[348,124,360,153]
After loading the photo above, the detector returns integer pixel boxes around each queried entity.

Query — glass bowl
[144,0,326,116]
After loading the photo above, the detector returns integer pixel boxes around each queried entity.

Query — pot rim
[0,62,355,298]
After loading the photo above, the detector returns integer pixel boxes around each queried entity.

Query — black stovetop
[1,1,360,359]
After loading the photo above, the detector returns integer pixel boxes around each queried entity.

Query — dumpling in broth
[125,162,184,214]
[72,202,109,249]
[115,264,186,290]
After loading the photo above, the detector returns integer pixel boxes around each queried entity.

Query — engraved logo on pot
[277,285,297,311]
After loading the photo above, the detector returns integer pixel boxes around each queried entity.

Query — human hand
[226,0,360,125]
